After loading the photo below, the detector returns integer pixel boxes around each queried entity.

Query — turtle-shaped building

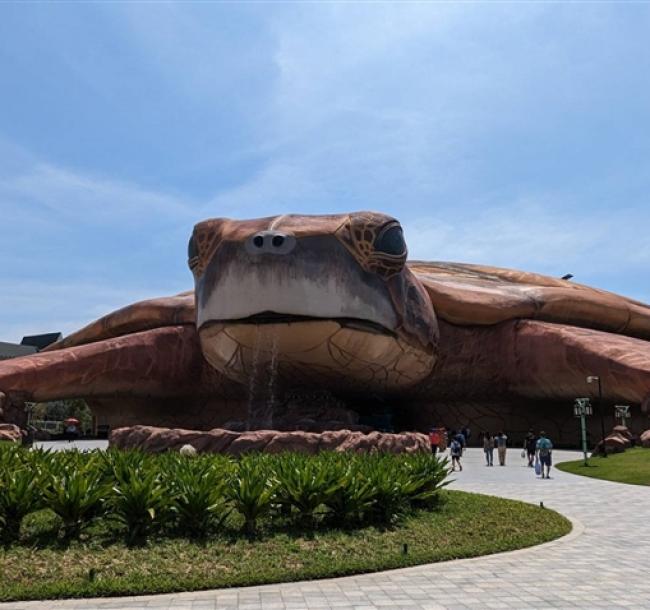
[1,212,649,443]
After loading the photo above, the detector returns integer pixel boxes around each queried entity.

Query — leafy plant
[43,463,109,539]
[111,466,171,545]
[401,453,451,508]
[274,454,343,526]
[0,465,43,543]
[324,460,376,525]
[168,459,231,538]
[362,456,412,524]
[225,456,276,536]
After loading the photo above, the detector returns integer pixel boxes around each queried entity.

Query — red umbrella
[63,417,80,425]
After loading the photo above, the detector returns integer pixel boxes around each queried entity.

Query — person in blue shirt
[454,430,466,455]
[449,436,463,471]
[536,431,553,479]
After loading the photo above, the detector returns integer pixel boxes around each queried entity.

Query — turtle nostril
[272,235,285,248]
[253,235,264,248]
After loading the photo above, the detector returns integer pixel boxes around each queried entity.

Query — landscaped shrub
[0,460,43,542]
[109,459,172,545]
[225,455,278,535]
[42,456,109,539]
[321,456,376,525]
[273,453,343,526]
[401,451,451,508]
[0,445,450,545]
[167,458,232,539]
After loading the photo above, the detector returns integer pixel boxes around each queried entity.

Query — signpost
[614,405,630,428]
[574,397,593,465]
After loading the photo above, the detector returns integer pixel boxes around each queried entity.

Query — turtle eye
[375,225,406,256]
[188,235,199,269]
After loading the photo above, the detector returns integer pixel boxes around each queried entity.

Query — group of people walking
[428,426,554,478]
[480,431,508,466]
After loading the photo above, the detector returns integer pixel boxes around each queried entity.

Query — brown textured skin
[426,319,650,405]
[0,326,203,401]
[411,261,650,339]
[1,211,650,443]
[43,292,195,352]
[109,425,429,455]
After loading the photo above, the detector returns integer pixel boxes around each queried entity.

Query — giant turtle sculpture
[1,211,650,441]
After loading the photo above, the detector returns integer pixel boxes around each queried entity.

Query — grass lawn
[556,447,650,486]
[0,490,570,602]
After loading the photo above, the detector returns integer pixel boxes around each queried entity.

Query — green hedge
[0,446,450,545]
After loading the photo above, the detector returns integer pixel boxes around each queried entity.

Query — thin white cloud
[1,163,193,225]
[404,201,650,283]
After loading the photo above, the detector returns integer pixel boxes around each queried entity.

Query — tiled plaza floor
[3,448,649,610]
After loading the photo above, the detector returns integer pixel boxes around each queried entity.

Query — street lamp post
[573,397,593,465]
[587,375,607,458]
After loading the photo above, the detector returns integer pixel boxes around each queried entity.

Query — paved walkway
[33,440,109,452]
[3,449,649,610]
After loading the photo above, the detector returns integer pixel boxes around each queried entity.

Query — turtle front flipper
[508,320,650,407]
[43,292,195,352]
[425,319,650,443]
[435,318,650,405]
[0,325,217,427]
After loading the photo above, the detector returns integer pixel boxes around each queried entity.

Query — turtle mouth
[202,312,396,337]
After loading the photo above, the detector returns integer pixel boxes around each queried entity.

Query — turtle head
[188,212,437,394]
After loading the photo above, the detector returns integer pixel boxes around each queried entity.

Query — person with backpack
[495,431,508,466]
[455,430,466,455]
[482,431,494,466]
[536,431,553,479]
[450,436,463,471]
[523,430,537,467]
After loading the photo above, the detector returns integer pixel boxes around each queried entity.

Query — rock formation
[592,425,635,454]
[109,425,429,455]
[0,423,22,443]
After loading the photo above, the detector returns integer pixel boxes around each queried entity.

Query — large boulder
[612,425,636,443]
[109,425,429,455]
[0,423,23,443]
[593,431,632,455]
[640,429,650,448]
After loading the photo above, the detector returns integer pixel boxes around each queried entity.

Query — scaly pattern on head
[188,220,226,278]
[335,212,408,279]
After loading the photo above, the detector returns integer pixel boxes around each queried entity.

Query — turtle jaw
[198,317,435,394]
[205,312,396,337]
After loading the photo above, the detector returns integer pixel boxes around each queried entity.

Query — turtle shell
[410,261,650,340]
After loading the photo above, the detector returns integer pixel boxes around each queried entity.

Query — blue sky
[1,3,650,342]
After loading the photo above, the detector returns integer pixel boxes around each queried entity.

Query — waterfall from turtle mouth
[245,326,279,431]
[264,332,279,429]
[246,326,262,431]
